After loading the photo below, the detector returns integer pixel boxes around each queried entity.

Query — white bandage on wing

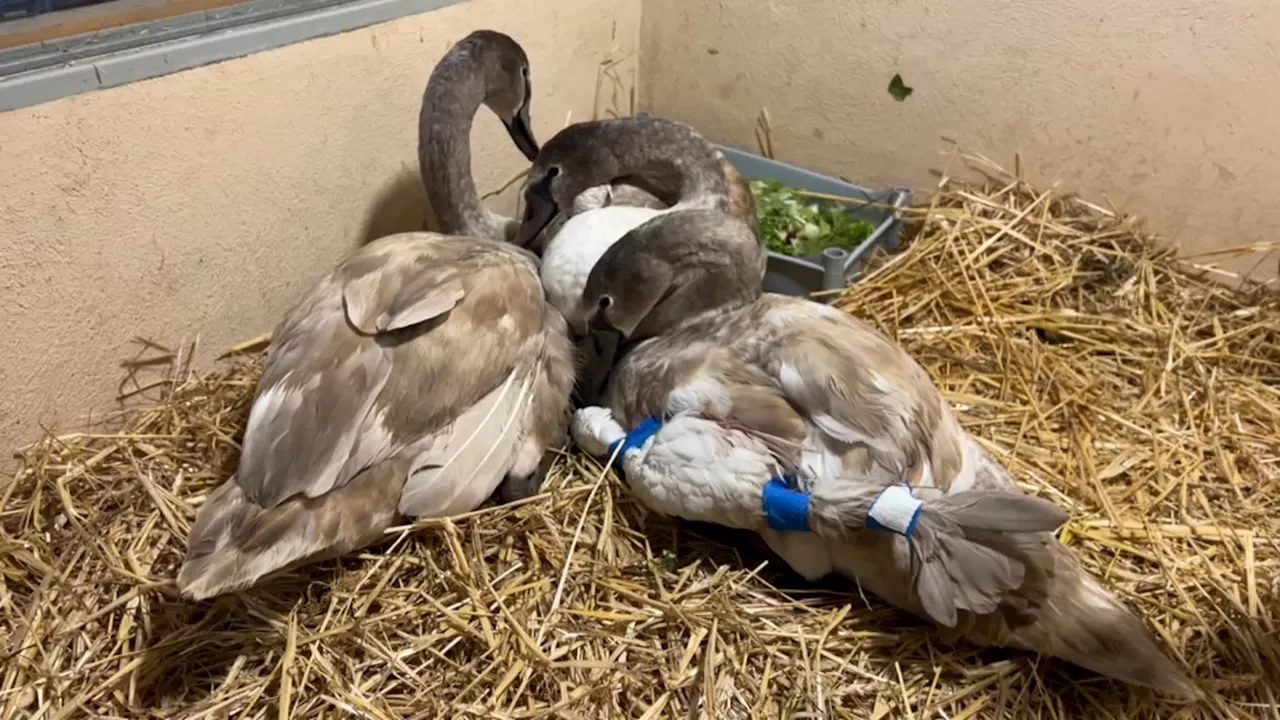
[865,484,925,537]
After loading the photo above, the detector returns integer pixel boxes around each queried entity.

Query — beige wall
[640,0,1280,285]
[4,0,1279,459]
[0,0,641,459]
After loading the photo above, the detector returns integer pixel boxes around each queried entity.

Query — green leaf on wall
[888,73,914,101]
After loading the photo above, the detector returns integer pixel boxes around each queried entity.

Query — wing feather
[398,360,539,517]
[235,235,538,509]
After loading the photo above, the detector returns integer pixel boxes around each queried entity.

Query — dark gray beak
[514,194,557,249]
[504,102,539,162]
[578,315,622,406]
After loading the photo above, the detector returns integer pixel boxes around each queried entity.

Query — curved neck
[558,118,733,215]
[637,262,760,340]
[617,157,729,213]
[418,52,514,241]
[620,210,764,340]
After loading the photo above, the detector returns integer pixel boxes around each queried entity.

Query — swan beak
[581,325,621,405]
[514,195,557,248]
[579,311,623,403]
[505,103,539,162]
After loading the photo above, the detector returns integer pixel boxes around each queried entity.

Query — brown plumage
[564,208,1198,698]
[177,235,575,600]
[176,30,577,600]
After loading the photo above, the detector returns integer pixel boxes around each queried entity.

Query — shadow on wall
[358,166,431,246]
[358,163,528,247]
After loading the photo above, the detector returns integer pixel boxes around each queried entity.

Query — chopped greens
[750,179,878,258]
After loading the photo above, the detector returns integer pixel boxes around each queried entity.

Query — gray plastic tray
[716,144,912,297]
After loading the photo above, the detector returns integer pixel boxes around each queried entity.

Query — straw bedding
[3,154,1277,719]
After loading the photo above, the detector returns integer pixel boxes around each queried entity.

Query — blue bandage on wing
[606,417,814,535]
[762,476,811,532]
[606,415,663,470]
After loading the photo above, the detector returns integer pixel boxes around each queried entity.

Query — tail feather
[176,461,407,601]
[176,478,264,598]
[931,491,1069,533]
[956,527,1056,631]
[909,491,1065,629]
[808,483,1064,631]
[830,527,1198,698]
[1004,544,1201,698]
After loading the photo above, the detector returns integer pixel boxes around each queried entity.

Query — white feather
[539,205,671,333]
[571,185,614,214]
[612,413,775,531]
[945,434,986,493]
[243,381,291,441]
[776,362,805,397]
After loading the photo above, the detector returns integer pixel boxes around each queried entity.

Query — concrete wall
[639,0,1280,285]
[0,0,642,459]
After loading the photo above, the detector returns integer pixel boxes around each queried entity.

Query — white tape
[867,484,925,537]
[571,407,625,456]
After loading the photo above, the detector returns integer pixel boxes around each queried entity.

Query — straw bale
[3,154,1277,719]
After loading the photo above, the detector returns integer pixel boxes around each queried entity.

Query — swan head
[575,208,763,398]
[512,115,730,248]
[461,30,538,161]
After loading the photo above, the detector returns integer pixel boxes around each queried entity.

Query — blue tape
[762,476,811,532]
[605,417,814,535]
[904,504,923,538]
[606,415,663,470]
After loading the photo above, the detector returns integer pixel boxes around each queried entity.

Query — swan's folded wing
[761,301,966,487]
[236,244,482,509]
[398,362,538,518]
[236,303,395,509]
[344,273,464,334]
